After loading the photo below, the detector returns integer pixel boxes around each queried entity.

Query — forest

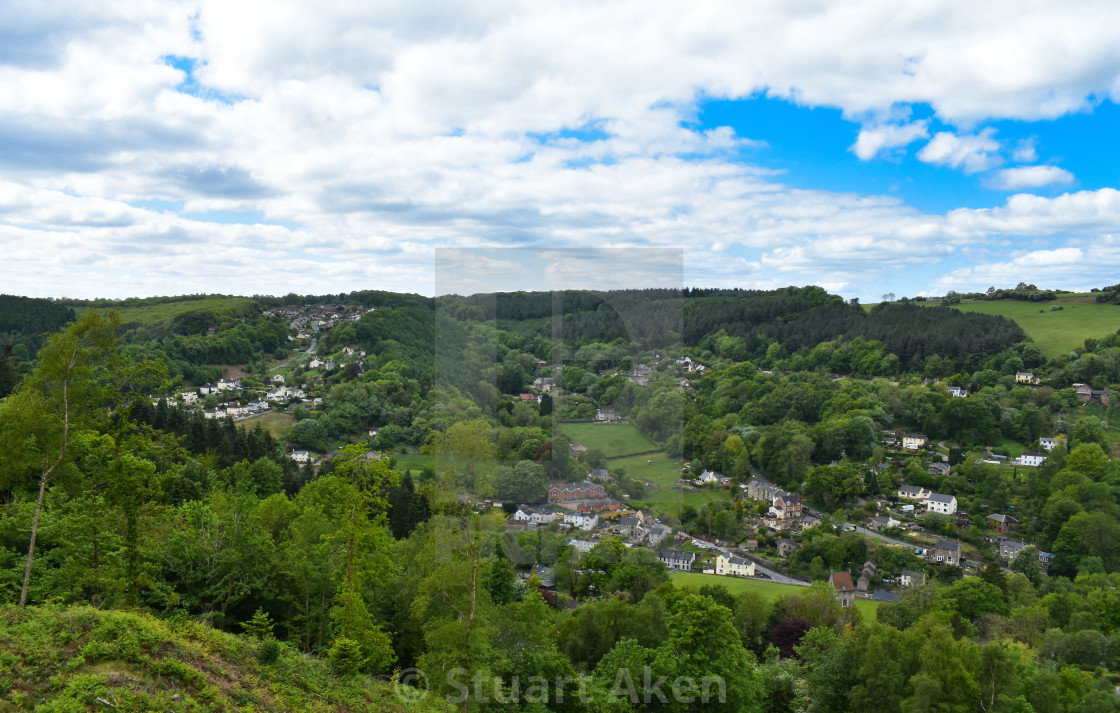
[1,285,1119,712]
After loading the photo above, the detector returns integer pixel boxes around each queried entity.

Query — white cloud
[917,129,1002,173]
[851,121,929,160]
[1012,139,1038,163]
[985,165,1075,190]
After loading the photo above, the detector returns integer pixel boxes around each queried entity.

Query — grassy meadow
[75,296,258,325]
[671,571,881,617]
[561,421,659,457]
[238,410,296,438]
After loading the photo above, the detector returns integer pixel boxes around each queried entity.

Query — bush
[329,637,364,676]
[258,637,281,665]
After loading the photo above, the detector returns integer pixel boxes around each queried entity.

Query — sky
[3,1,1120,301]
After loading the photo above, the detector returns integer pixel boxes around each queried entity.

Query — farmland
[561,421,659,457]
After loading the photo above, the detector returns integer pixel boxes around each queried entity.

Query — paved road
[688,536,809,586]
[842,523,912,548]
[269,338,318,372]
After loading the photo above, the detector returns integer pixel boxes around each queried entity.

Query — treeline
[0,294,76,353]
[1095,283,1120,304]
[942,283,1061,303]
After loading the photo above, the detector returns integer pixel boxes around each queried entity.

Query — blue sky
[2,1,1120,301]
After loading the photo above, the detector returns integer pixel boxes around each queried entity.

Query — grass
[926,294,1120,360]
[0,604,445,712]
[392,452,434,473]
[670,571,881,617]
[238,410,296,439]
[76,296,258,326]
[561,422,659,458]
[607,451,688,489]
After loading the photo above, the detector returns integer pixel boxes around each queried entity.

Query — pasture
[671,571,882,617]
[561,422,658,457]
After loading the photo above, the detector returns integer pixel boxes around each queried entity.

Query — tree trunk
[18,345,79,612]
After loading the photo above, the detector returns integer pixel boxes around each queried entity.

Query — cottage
[898,485,932,502]
[746,478,782,503]
[647,523,673,545]
[901,433,928,450]
[932,539,962,566]
[999,538,1026,562]
[928,462,951,477]
[1017,452,1047,467]
[714,553,756,577]
[986,514,1019,534]
[1015,372,1040,385]
[829,571,856,607]
[900,569,926,588]
[595,408,621,422]
[655,548,696,571]
[570,442,589,458]
[697,470,723,486]
[948,386,968,398]
[291,450,310,463]
[1039,437,1057,451]
[868,514,901,531]
[776,539,801,558]
[616,516,643,538]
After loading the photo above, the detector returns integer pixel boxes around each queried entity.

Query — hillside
[948,293,1120,360]
[0,605,445,712]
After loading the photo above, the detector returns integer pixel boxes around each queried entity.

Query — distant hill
[0,294,76,353]
[0,605,442,712]
[931,293,1120,360]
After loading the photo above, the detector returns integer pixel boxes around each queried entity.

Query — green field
[238,410,295,439]
[671,571,881,617]
[75,296,258,325]
[562,422,658,457]
[934,295,1120,360]
[393,452,435,472]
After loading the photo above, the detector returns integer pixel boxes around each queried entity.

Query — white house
[179,391,198,404]
[1039,437,1057,451]
[902,433,928,450]
[1018,452,1047,467]
[714,553,756,577]
[898,485,932,501]
[291,450,310,463]
[947,386,968,398]
[563,512,599,531]
[655,548,696,571]
[926,492,958,515]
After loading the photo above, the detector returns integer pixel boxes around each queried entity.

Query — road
[269,338,318,372]
[687,536,809,586]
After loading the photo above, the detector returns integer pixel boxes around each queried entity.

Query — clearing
[561,421,659,457]
[671,571,882,617]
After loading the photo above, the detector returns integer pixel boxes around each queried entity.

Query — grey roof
[935,539,961,551]
[928,493,955,504]
[655,548,695,562]
[901,569,925,578]
[871,590,902,602]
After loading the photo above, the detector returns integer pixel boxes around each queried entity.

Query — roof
[830,571,854,591]
[935,539,961,551]
[899,485,926,496]
[655,548,695,562]
[778,492,801,504]
[901,569,925,578]
[928,493,955,504]
[987,514,1018,523]
[871,590,902,602]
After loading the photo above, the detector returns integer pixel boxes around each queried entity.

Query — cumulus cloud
[985,165,1075,190]
[2,2,1120,299]
[917,129,1002,173]
[851,121,929,160]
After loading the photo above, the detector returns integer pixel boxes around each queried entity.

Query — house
[179,391,198,404]
[513,507,561,525]
[829,571,856,607]
[291,450,310,463]
[898,485,932,502]
[868,514,901,531]
[746,478,782,503]
[948,386,968,398]
[198,383,217,395]
[856,573,871,592]
[548,481,607,503]
[770,492,803,520]
[588,468,611,481]
[714,553,756,577]
[570,442,589,458]
[563,512,599,531]
[902,433,928,450]
[871,590,902,603]
[900,569,926,588]
[530,564,555,589]
[776,538,801,558]
[1017,452,1047,467]
[1039,437,1057,451]
[932,539,962,566]
[1015,372,1040,385]
[697,470,723,486]
[576,499,621,514]
[926,493,958,515]
[616,516,643,538]
[647,523,673,545]
[216,378,241,391]
[518,393,537,403]
[928,462,951,477]
[986,514,1020,533]
[655,548,696,571]
[596,408,621,422]
[999,538,1026,562]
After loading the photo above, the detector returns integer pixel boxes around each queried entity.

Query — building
[291,450,310,463]
[926,493,958,515]
[932,539,962,566]
[870,590,902,603]
[647,523,673,545]
[948,386,968,398]
[898,485,932,502]
[901,433,928,450]
[771,492,803,520]
[986,514,1019,533]
[655,548,696,571]
[714,553,756,577]
[1015,372,1040,385]
[576,498,621,514]
[1039,437,1057,451]
[746,478,782,503]
[548,481,607,503]
[1018,452,1047,467]
[999,538,1026,562]
[900,569,926,588]
[829,571,856,607]
[595,408,621,422]
[868,514,901,531]
[563,512,599,531]
[512,507,561,525]
[570,442,589,458]
[776,538,801,558]
[928,462,951,477]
